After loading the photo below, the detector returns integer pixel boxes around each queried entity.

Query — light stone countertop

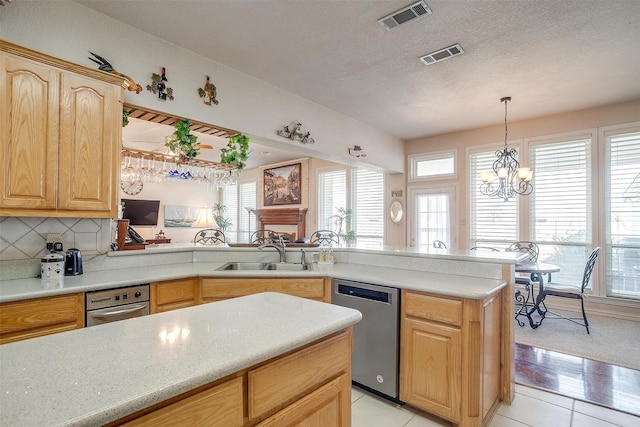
[0,292,362,427]
[0,260,507,303]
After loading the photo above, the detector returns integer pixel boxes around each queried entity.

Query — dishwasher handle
[337,284,392,304]
[88,303,148,319]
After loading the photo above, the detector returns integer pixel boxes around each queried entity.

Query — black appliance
[64,248,83,276]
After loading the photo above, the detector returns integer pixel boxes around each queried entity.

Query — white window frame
[408,150,457,182]
[525,129,596,287]
[599,121,640,300]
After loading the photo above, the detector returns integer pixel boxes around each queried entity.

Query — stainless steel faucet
[258,241,286,263]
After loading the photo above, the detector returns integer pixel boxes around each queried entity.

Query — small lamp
[193,207,215,228]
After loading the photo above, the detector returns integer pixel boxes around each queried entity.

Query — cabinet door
[151,278,198,313]
[0,54,58,210]
[0,293,84,344]
[58,72,121,216]
[201,277,328,303]
[400,317,461,422]
[256,373,351,427]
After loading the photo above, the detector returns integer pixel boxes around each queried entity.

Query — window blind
[222,183,238,239]
[317,169,346,230]
[530,139,591,244]
[606,130,640,298]
[469,150,518,245]
[238,181,257,242]
[351,168,384,245]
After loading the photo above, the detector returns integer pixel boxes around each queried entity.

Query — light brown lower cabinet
[201,277,331,303]
[150,278,198,313]
[120,376,244,427]
[400,289,503,427]
[112,328,353,427]
[0,293,84,344]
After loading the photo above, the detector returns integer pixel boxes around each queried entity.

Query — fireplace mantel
[254,208,308,239]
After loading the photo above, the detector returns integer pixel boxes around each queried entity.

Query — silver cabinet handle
[89,303,148,319]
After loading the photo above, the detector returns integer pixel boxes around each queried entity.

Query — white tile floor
[351,384,640,427]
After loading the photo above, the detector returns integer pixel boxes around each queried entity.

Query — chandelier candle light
[479,97,533,201]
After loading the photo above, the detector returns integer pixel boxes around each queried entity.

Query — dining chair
[193,228,226,245]
[470,246,500,252]
[310,230,340,246]
[507,241,540,285]
[433,240,447,249]
[251,230,283,244]
[541,247,600,334]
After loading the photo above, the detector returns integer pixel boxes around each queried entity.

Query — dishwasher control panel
[85,284,150,310]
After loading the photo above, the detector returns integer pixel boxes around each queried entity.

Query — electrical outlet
[46,233,62,243]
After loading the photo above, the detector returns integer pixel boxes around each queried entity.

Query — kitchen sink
[217,262,269,271]
[217,262,311,271]
[265,263,310,271]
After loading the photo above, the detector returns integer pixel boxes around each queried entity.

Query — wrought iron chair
[193,229,226,246]
[507,241,540,284]
[541,247,600,334]
[310,230,340,246]
[251,230,283,245]
[432,240,447,249]
[470,246,500,252]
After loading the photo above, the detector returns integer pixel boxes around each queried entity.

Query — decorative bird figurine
[88,52,142,94]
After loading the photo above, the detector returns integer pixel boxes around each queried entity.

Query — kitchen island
[0,292,362,426]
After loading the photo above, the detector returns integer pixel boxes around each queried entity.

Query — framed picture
[164,205,199,227]
[263,163,301,206]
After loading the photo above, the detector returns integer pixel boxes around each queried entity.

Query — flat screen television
[121,199,160,226]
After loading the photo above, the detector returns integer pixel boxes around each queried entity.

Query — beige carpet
[514,312,640,371]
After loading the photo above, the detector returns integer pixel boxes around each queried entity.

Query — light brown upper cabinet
[0,40,126,218]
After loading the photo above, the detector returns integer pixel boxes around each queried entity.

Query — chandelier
[479,97,533,201]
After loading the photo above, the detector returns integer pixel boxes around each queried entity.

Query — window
[317,167,384,246]
[351,168,384,247]
[409,151,456,181]
[317,169,346,231]
[469,148,518,248]
[605,128,640,299]
[222,183,238,242]
[238,181,257,243]
[529,136,592,285]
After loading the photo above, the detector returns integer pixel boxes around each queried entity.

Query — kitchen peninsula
[0,292,361,426]
[0,246,521,427]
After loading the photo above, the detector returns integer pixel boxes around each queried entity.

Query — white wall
[0,1,405,174]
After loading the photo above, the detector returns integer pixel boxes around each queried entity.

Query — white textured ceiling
[79,0,640,141]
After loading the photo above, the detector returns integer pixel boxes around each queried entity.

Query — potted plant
[220,134,250,171]
[330,207,356,244]
[166,119,199,163]
[213,203,232,232]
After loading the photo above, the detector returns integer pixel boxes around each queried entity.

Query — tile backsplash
[0,217,113,261]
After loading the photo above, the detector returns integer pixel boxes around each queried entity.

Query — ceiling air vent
[419,44,465,65]
[378,1,432,30]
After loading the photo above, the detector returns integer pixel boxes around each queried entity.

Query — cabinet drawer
[122,376,243,427]
[201,277,327,302]
[403,290,462,327]
[151,278,197,313]
[248,330,351,419]
[256,373,351,427]
[0,293,84,344]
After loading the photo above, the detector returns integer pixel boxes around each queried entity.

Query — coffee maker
[64,248,83,276]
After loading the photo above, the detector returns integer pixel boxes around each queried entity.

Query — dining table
[514,262,560,329]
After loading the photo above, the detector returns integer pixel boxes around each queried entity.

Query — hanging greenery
[166,119,199,163]
[122,108,130,127]
[220,134,250,171]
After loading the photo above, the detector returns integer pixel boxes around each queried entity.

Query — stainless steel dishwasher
[331,278,400,402]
